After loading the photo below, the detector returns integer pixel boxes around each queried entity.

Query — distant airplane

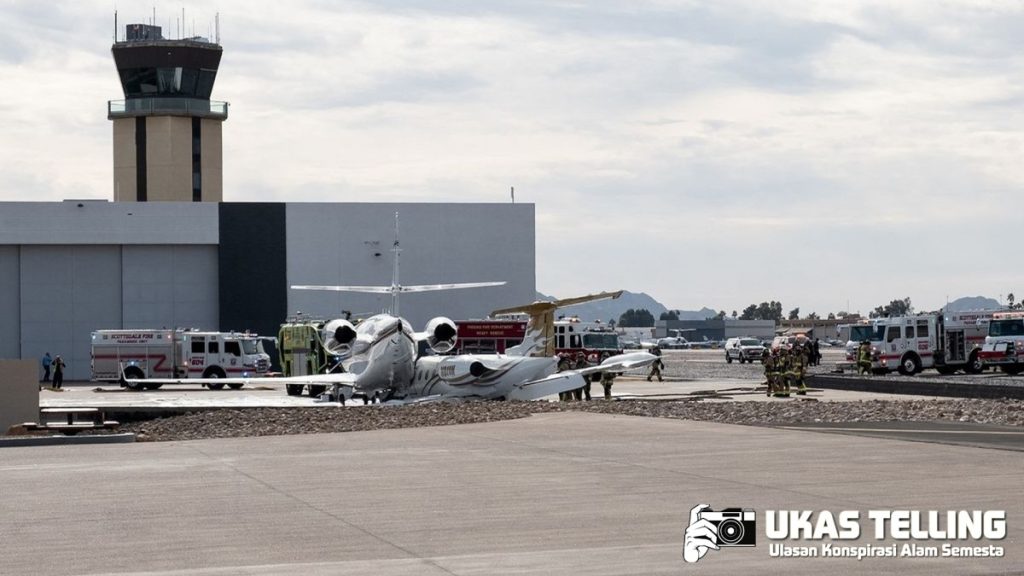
[656,329,696,349]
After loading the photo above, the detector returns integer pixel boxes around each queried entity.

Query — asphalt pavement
[1,412,1020,575]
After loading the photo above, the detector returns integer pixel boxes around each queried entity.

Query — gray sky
[2,1,1023,316]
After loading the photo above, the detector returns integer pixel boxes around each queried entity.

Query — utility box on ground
[0,360,37,435]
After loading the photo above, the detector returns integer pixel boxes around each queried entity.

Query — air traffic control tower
[108,23,227,202]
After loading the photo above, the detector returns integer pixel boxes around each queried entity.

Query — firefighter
[557,354,573,401]
[51,355,66,390]
[857,340,873,375]
[647,345,664,382]
[774,347,791,397]
[598,352,615,400]
[793,344,809,395]
[574,351,590,401]
[601,370,616,400]
[761,348,775,396]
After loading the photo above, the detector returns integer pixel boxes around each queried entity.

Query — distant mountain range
[534,292,1004,324]
[944,296,1002,312]
[536,291,717,323]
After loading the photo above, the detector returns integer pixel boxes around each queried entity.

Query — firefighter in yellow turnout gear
[761,348,776,396]
[774,347,792,397]
[791,344,809,395]
[857,341,873,375]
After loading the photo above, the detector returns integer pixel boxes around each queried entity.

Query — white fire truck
[554,317,622,363]
[91,329,271,390]
[859,312,992,375]
[978,311,1024,374]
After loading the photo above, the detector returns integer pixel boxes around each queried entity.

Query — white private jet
[654,329,696,349]
[124,214,656,403]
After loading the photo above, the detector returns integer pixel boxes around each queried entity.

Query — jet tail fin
[496,291,623,357]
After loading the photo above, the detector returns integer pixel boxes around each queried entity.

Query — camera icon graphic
[683,504,756,563]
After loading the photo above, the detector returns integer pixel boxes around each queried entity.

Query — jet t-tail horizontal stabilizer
[508,372,587,401]
[491,290,623,316]
[291,282,505,293]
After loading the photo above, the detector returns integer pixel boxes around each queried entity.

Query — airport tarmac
[37,376,940,410]
[1,411,1019,575]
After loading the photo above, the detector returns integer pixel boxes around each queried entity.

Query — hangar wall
[0,201,535,380]
[0,202,221,381]
[20,246,123,383]
[0,247,19,360]
[122,245,219,329]
[285,203,536,330]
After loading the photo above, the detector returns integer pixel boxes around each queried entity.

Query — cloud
[2,0,1024,315]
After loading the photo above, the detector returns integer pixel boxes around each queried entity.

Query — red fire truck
[454,320,527,354]
[553,317,623,362]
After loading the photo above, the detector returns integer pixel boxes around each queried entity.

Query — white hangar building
[0,201,535,381]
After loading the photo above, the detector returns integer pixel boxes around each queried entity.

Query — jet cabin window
[886,326,901,343]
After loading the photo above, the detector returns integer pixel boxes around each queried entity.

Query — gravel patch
[71,349,1024,442]
[119,402,564,442]
[108,398,1024,442]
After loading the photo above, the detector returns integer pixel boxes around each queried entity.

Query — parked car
[725,337,766,364]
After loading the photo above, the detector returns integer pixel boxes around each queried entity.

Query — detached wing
[576,352,658,376]
[124,372,359,387]
[508,372,586,401]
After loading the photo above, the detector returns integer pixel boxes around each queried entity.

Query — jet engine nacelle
[436,357,490,382]
[323,319,358,354]
[424,316,458,354]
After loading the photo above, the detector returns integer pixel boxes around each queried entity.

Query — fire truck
[91,329,271,390]
[553,317,623,363]
[278,317,343,397]
[978,311,1024,374]
[859,312,992,375]
[454,319,526,354]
